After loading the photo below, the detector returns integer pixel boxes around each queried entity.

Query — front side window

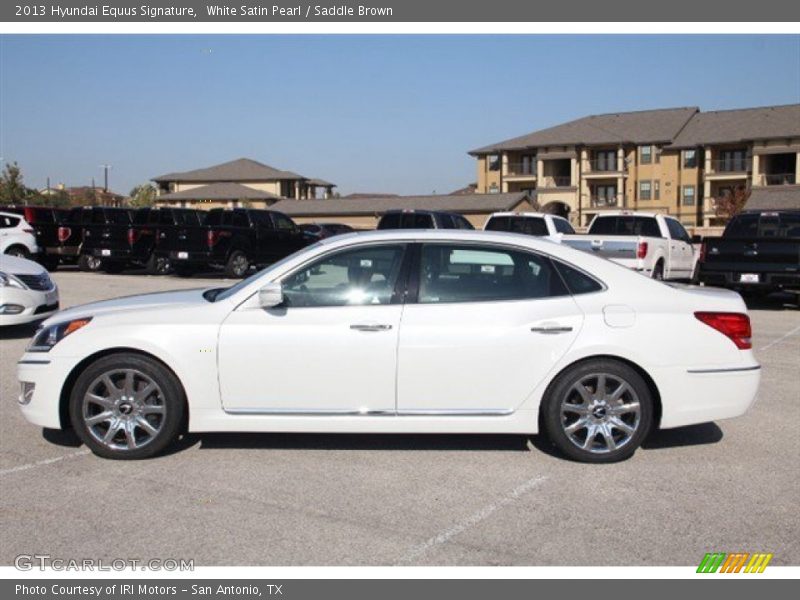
[282,244,406,308]
[273,213,296,231]
[418,244,567,304]
[666,218,691,243]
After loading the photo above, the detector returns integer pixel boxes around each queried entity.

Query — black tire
[652,261,664,281]
[78,253,103,272]
[40,256,60,272]
[541,359,654,463]
[69,353,186,460]
[5,245,29,259]
[225,250,250,278]
[172,264,195,278]
[103,261,126,274]
[145,253,171,275]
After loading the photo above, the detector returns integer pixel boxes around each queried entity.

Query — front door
[397,243,584,413]
[218,243,409,413]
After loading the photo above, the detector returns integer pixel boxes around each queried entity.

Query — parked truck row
[3,205,798,296]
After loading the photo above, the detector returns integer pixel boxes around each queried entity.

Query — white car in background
[17,230,759,463]
[484,212,575,239]
[0,254,59,326]
[0,211,39,259]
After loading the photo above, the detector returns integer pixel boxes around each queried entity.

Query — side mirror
[258,282,284,308]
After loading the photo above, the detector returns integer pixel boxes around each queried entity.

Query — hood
[0,254,46,276]
[41,287,213,327]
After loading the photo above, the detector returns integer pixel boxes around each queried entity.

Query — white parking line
[758,324,800,352]
[397,475,548,564]
[0,449,90,476]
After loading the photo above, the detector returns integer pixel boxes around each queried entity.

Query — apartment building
[470,104,800,228]
[152,158,336,209]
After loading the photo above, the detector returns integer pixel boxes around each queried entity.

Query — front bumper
[17,354,78,429]
[0,286,60,326]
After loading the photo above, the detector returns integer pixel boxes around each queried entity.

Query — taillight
[695,312,752,350]
[207,230,221,247]
[58,226,71,242]
[636,241,648,259]
[698,242,707,263]
[127,228,140,246]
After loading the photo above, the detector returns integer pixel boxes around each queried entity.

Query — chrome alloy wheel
[231,254,248,277]
[81,369,166,451]
[559,373,641,454]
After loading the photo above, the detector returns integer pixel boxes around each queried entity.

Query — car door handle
[350,323,393,332]
[531,326,573,334]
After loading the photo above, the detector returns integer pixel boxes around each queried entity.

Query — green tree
[0,162,32,204]
[129,183,158,207]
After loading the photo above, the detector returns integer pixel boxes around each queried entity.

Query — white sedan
[1,254,59,326]
[17,230,760,463]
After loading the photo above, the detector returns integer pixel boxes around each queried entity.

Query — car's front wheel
[541,359,653,463]
[69,353,185,460]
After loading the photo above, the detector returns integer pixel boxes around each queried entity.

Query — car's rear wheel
[225,250,249,278]
[146,253,171,275]
[652,261,664,281]
[542,359,653,463]
[69,353,185,460]
[78,253,103,272]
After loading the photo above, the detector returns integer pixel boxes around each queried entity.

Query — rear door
[396,242,584,413]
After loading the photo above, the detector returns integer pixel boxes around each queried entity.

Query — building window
[639,181,652,200]
[488,182,499,194]
[654,180,660,200]
[592,185,617,206]
[682,185,696,206]
[593,150,616,171]
[640,146,652,164]
[487,155,500,171]
[683,149,697,169]
[654,146,661,164]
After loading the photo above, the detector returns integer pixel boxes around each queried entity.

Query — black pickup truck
[0,206,67,270]
[696,209,800,296]
[79,206,135,272]
[155,207,308,278]
[122,207,207,274]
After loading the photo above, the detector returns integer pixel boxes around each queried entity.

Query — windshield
[209,242,324,302]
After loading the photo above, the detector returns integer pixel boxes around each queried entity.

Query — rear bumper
[697,268,800,291]
[657,364,761,429]
[89,247,132,260]
[161,250,215,266]
[45,245,79,257]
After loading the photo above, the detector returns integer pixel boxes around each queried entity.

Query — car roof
[488,212,564,219]
[592,211,662,218]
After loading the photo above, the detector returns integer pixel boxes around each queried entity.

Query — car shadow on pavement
[0,322,40,340]
[743,292,799,311]
[642,422,723,449]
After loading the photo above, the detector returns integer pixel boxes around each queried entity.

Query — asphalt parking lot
[1,269,798,566]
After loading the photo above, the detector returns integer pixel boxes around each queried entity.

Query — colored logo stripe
[697,552,773,573]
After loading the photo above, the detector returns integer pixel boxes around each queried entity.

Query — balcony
[707,158,751,176]
[756,172,797,186]
[590,195,625,208]
[505,162,537,178]
[540,175,573,188]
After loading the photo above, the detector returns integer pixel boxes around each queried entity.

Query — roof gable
[153,158,305,182]
[669,104,800,148]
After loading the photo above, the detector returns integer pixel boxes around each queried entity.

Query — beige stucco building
[152,158,336,209]
[470,104,800,229]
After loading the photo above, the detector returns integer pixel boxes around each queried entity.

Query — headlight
[0,272,25,289]
[27,317,92,352]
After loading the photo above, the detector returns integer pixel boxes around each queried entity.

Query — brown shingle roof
[469,107,699,155]
[270,193,533,217]
[152,158,306,182]
[155,182,283,202]
[745,185,800,211]
[669,104,800,148]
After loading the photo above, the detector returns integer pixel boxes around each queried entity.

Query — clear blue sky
[1,35,798,196]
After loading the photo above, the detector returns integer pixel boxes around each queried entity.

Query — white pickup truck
[483,212,575,239]
[561,211,696,280]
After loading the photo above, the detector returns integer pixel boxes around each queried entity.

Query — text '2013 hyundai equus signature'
[17,230,760,463]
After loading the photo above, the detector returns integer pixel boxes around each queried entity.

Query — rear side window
[553,218,575,234]
[0,215,20,228]
[418,244,568,304]
[553,261,604,295]
[439,214,457,229]
[250,211,273,228]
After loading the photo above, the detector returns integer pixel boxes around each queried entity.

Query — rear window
[589,216,662,237]
[485,216,549,236]
[724,212,800,238]
[378,212,435,229]
[133,209,152,225]
[205,210,223,226]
